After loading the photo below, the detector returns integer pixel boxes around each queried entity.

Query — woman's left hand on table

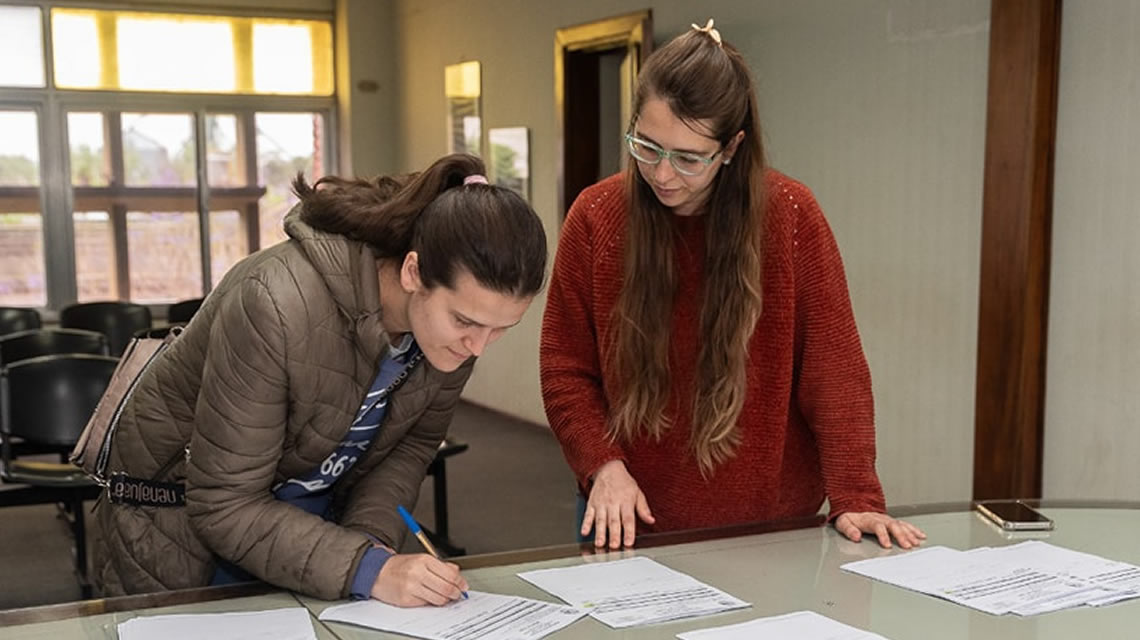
[835,512,926,549]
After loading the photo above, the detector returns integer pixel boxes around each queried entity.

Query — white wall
[1044,1,1140,500]
[388,0,990,506]
[752,1,989,506]
[335,0,399,177]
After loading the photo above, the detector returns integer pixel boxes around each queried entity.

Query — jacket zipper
[93,338,174,483]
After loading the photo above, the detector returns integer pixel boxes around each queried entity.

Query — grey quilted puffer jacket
[93,206,474,600]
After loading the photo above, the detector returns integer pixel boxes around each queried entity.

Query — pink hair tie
[463,174,488,185]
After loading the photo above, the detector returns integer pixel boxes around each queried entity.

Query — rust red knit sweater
[540,171,886,532]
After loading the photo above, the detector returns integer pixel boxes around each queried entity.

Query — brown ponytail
[293,153,547,297]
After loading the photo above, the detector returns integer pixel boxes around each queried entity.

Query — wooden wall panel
[973,0,1062,500]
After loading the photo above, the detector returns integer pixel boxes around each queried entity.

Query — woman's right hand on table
[583,459,655,549]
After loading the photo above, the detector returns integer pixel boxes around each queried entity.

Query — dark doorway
[555,11,652,217]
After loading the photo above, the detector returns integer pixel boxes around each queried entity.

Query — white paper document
[117,607,317,640]
[517,556,749,628]
[841,542,1140,616]
[972,541,1140,610]
[318,590,587,640]
[677,610,889,640]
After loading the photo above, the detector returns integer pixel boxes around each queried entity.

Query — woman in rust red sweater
[540,20,925,550]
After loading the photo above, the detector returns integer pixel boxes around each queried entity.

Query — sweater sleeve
[790,186,887,519]
[350,547,392,600]
[540,192,625,486]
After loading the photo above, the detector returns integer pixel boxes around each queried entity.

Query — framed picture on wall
[488,127,529,202]
[444,61,482,156]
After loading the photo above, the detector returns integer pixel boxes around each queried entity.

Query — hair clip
[463,174,488,185]
[691,18,722,47]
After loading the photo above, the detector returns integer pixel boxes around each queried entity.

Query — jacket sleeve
[790,186,887,519]
[185,275,372,600]
[540,194,625,486]
[338,360,475,547]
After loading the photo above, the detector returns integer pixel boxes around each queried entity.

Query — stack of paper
[117,608,318,640]
[319,590,586,640]
[841,541,1140,616]
[518,556,750,628]
[677,610,889,639]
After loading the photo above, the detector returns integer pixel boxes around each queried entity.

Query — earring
[723,158,732,165]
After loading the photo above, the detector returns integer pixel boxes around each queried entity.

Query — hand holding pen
[368,506,469,607]
[398,505,469,600]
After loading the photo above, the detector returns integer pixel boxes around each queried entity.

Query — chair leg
[424,459,465,557]
[433,459,450,539]
[70,495,92,599]
[423,527,466,558]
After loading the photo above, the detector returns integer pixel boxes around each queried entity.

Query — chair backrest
[0,307,41,336]
[0,328,110,369]
[167,297,204,324]
[134,325,180,340]
[60,301,152,357]
[0,354,118,449]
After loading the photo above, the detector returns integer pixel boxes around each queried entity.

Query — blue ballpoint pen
[397,504,469,599]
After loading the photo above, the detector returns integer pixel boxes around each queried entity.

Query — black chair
[134,325,181,340]
[167,297,204,324]
[0,329,110,458]
[423,436,469,557]
[0,328,110,368]
[0,354,118,598]
[0,307,41,336]
[61,301,152,357]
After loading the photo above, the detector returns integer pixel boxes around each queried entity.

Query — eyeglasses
[624,133,723,177]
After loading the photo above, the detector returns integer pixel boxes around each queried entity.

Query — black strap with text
[108,472,186,507]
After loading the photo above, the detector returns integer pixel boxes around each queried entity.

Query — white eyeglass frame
[624,133,723,176]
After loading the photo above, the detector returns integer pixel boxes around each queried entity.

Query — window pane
[206,114,244,187]
[117,15,235,92]
[0,111,40,186]
[0,6,45,87]
[0,213,47,307]
[69,112,111,187]
[122,113,196,187]
[52,9,332,96]
[51,9,101,89]
[74,211,118,302]
[127,211,202,303]
[209,210,248,288]
[253,21,333,95]
[0,111,44,305]
[257,113,323,247]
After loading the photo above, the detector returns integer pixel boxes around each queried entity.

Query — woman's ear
[399,251,422,293]
[723,130,746,164]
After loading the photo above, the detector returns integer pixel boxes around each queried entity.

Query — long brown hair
[293,154,546,297]
[609,27,767,474]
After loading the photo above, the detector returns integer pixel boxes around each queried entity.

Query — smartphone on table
[974,500,1054,531]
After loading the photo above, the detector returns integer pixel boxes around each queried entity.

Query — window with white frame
[0,4,335,309]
